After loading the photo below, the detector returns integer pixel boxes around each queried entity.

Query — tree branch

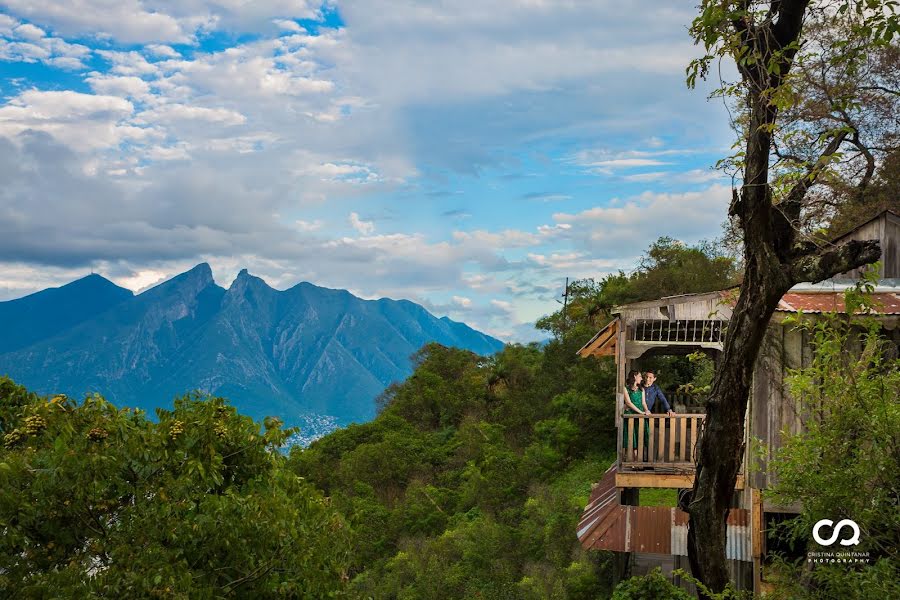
[780,130,849,222]
[848,131,877,193]
[789,239,881,282]
[859,84,900,97]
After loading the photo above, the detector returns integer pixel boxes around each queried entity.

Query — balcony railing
[620,414,705,471]
[631,319,726,344]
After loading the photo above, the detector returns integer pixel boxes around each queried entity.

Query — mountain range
[0,265,504,425]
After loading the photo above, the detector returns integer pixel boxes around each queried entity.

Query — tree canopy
[0,380,351,598]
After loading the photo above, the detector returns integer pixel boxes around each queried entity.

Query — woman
[622,370,651,462]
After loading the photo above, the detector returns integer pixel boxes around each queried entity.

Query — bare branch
[848,131,877,192]
[860,85,900,97]
[780,130,849,222]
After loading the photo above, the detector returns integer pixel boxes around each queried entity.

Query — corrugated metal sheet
[775,291,900,314]
[631,506,671,554]
[577,465,621,549]
[578,466,752,561]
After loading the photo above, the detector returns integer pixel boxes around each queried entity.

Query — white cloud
[0,90,144,149]
[295,219,324,232]
[145,44,180,58]
[0,14,17,36]
[139,104,247,126]
[586,158,669,169]
[144,144,190,161]
[273,18,302,32]
[621,168,725,184]
[114,268,167,292]
[621,171,668,182]
[348,212,375,235]
[300,161,380,183]
[552,184,730,255]
[490,299,513,312]
[452,295,472,308]
[45,56,83,70]
[2,1,195,44]
[97,50,160,76]
[86,74,152,99]
[13,23,46,41]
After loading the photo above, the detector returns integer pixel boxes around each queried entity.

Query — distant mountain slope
[0,274,133,354]
[0,265,504,424]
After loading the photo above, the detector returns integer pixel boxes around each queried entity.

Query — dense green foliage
[0,379,351,598]
[289,341,619,599]
[611,568,693,599]
[764,284,900,599]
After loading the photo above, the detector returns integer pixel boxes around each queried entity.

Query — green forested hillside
[289,339,619,598]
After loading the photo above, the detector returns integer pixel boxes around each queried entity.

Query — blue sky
[0,1,734,341]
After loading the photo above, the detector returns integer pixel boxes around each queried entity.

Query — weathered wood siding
[748,323,808,490]
[619,296,733,323]
[833,211,900,279]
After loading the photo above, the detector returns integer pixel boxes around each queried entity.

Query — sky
[0,1,736,342]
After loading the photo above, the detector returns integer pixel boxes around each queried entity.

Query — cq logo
[812,519,861,546]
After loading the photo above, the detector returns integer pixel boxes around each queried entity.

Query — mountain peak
[0,271,133,353]
[227,268,273,297]
[187,262,214,282]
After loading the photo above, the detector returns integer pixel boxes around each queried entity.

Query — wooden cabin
[575,211,900,594]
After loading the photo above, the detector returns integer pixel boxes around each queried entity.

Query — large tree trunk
[684,1,882,594]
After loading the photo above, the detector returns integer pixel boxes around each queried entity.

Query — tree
[684,1,896,593]
[0,380,351,598]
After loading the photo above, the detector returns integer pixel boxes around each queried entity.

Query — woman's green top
[625,387,645,413]
[622,386,648,450]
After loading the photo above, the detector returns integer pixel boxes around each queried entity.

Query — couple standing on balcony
[622,370,675,462]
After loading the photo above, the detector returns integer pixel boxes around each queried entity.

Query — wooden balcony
[621,413,704,470]
[617,413,744,489]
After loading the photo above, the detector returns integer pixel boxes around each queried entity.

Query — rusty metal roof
[577,465,751,561]
[776,292,900,314]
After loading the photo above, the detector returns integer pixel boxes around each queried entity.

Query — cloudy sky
[0,1,735,341]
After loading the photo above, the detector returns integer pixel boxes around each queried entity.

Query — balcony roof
[576,317,617,358]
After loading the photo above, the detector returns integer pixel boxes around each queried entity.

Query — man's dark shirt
[644,383,672,413]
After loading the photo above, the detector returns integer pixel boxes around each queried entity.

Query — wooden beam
[762,499,803,514]
[616,472,745,490]
[752,488,763,597]
[577,318,618,358]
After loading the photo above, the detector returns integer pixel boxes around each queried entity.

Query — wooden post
[751,488,764,595]
[616,320,626,469]
[637,418,645,464]
[669,416,676,462]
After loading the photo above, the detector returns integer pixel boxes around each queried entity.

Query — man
[643,370,675,416]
